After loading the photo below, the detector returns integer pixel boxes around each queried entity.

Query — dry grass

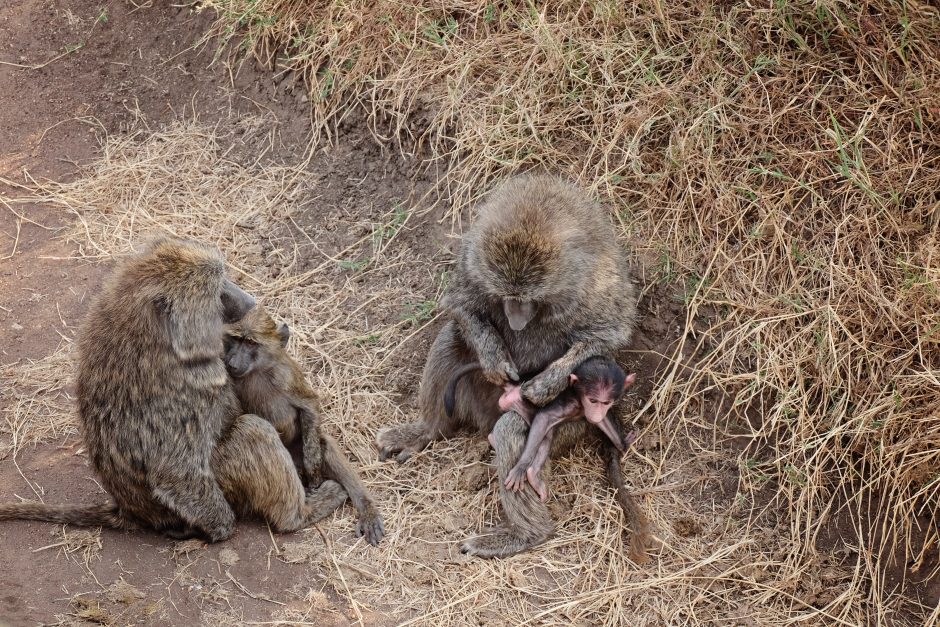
[192,0,940,622]
[0,347,76,459]
[3,0,939,621]
[1,119,857,625]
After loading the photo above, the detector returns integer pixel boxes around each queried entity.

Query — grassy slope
[199,0,940,621]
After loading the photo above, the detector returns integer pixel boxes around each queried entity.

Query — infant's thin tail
[605,448,652,565]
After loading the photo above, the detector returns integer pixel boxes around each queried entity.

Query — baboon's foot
[303,479,348,524]
[459,525,550,559]
[356,504,386,546]
[376,423,430,463]
[526,466,549,502]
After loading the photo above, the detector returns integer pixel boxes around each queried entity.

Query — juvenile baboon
[0,237,346,540]
[224,307,385,546]
[376,174,652,561]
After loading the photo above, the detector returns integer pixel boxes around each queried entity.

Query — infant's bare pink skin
[503,368,638,500]
[483,361,638,502]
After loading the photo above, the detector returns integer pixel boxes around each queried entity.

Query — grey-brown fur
[225,306,385,546]
[376,174,651,561]
[0,237,346,540]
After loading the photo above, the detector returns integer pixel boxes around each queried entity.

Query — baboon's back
[75,242,240,527]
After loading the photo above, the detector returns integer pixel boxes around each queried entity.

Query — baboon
[224,306,385,546]
[376,174,652,562]
[0,237,346,540]
[445,356,637,502]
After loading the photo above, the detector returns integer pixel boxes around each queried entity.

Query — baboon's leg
[213,414,347,532]
[322,434,385,546]
[377,321,501,462]
[298,407,324,487]
[460,412,554,558]
[151,466,236,543]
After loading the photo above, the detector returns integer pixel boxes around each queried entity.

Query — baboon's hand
[306,470,324,488]
[521,367,569,406]
[480,351,519,385]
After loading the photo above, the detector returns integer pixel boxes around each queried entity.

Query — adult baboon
[0,237,346,540]
[376,174,651,561]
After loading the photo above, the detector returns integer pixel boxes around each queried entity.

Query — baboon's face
[572,378,626,451]
[224,336,261,378]
[223,309,290,378]
[569,359,628,426]
[502,298,537,331]
[576,380,619,425]
[133,237,256,362]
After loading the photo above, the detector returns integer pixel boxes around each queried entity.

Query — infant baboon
[224,306,385,546]
[445,356,637,502]
[0,237,346,540]
[377,174,651,562]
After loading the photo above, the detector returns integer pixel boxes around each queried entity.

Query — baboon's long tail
[321,434,385,545]
[443,362,483,417]
[604,446,652,565]
[0,501,126,528]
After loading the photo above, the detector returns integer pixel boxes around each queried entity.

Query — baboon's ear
[164,295,223,362]
[277,323,290,347]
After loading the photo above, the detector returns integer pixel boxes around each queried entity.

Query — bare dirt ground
[1,1,936,627]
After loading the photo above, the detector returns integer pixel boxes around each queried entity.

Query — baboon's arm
[510,397,574,472]
[522,340,610,406]
[450,307,519,384]
[321,434,385,546]
[297,404,324,487]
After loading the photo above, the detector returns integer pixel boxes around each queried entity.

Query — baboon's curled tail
[321,434,385,546]
[443,362,484,417]
[604,446,652,565]
[0,501,127,528]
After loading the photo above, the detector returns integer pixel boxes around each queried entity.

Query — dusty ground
[1,1,936,626]
[0,1,405,624]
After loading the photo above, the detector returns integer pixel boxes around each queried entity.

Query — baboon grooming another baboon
[224,306,385,546]
[0,237,346,540]
[376,174,652,561]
